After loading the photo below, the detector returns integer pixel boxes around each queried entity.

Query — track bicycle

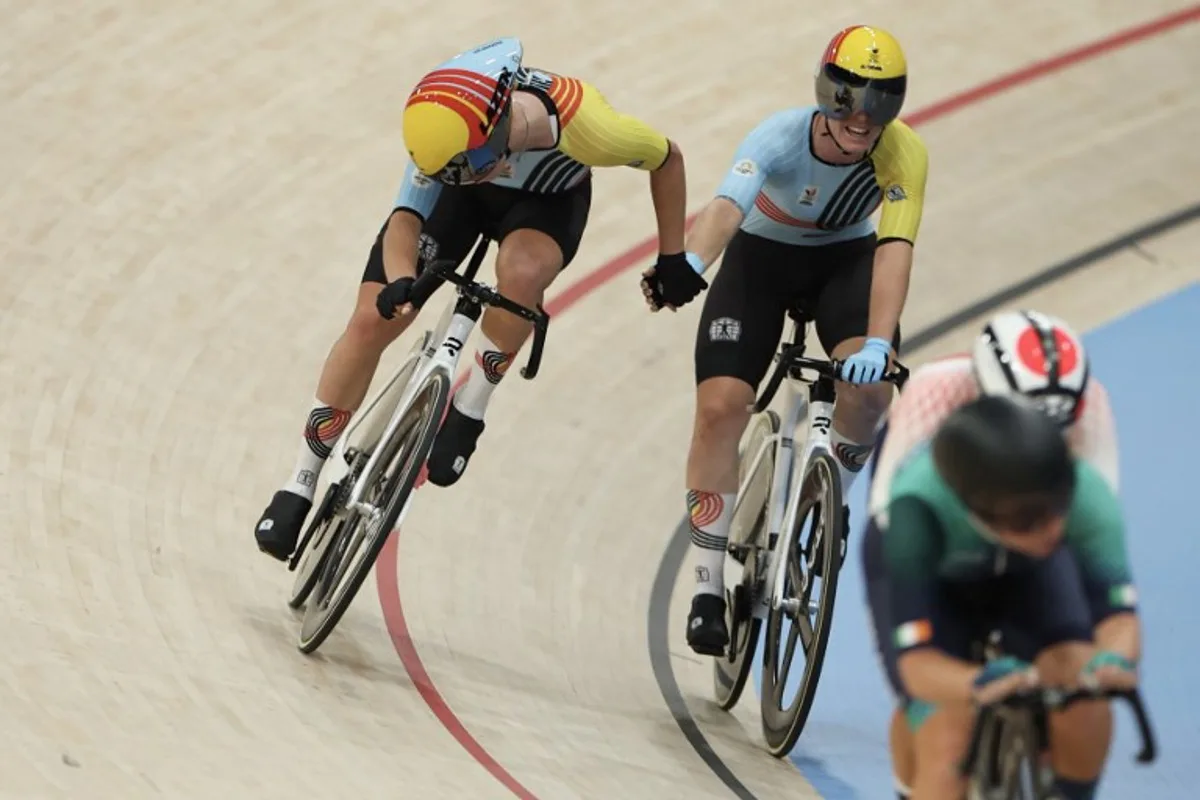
[283,237,548,654]
[960,634,1157,799]
[712,307,908,756]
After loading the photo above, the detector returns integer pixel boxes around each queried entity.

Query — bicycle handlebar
[406,240,551,380]
[960,686,1157,776]
[752,344,910,414]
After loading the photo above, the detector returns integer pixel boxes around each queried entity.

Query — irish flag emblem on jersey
[894,619,932,648]
[1109,584,1138,608]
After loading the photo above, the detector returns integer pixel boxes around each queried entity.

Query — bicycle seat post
[784,307,811,381]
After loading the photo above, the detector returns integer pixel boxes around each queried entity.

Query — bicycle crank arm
[775,596,820,617]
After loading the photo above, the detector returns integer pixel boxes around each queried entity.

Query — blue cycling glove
[840,337,892,384]
[974,655,1033,689]
[1081,650,1136,689]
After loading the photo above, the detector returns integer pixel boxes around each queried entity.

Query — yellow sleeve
[871,121,928,244]
[556,81,671,171]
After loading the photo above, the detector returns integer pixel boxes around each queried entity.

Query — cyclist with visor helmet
[646,26,930,654]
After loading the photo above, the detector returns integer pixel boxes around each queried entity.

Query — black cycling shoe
[686,593,729,656]
[810,504,850,578]
[426,405,486,487]
[254,490,312,561]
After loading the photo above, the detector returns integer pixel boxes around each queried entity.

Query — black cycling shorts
[362,178,593,284]
[694,230,901,388]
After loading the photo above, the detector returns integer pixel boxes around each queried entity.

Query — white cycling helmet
[971,309,1089,428]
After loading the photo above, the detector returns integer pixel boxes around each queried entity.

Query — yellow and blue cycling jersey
[716,106,928,247]
[396,67,670,219]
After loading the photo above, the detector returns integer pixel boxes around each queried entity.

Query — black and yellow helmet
[815,25,907,126]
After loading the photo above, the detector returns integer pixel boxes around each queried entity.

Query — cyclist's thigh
[360,187,482,285]
[694,232,804,389]
[812,234,902,355]
[1000,548,1094,660]
[484,178,593,269]
[862,520,984,729]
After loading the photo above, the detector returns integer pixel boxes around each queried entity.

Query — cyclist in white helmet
[865,308,1121,799]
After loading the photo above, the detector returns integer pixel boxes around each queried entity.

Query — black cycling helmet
[932,395,1076,531]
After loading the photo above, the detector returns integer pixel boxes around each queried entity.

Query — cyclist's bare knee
[344,282,412,352]
[912,705,972,800]
[692,378,754,440]
[494,229,564,306]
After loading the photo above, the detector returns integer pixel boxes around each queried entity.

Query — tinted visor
[815,64,906,126]
[435,107,512,185]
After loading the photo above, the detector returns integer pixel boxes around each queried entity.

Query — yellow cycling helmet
[402,38,523,184]
[814,25,907,126]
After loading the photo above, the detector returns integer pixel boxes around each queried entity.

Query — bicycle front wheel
[297,370,451,654]
[286,481,342,609]
[713,410,779,711]
[759,451,844,757]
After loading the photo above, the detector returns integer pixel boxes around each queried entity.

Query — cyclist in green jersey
[863,395,1142,800]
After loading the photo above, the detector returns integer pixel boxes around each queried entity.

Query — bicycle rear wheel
[297,370,451,654]
[760,451,843,757]
[713,410,779,711]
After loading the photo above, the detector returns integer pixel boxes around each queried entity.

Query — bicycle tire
[713,410,779,711]
[760,451,844,757]
[297,370,451,654]
[287,481,342,609]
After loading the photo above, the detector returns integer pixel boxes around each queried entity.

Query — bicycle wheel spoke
[779,615,802,680]
[796,610,815,651]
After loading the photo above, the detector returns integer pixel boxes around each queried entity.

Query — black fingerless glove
[376,276,416,320]
[649,252,708,308]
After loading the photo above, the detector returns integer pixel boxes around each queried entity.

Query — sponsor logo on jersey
[733,159,758,176]
[799,185,820,205]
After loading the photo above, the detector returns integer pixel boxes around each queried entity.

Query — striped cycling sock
[687,490,736,598]
[282,399,352,500]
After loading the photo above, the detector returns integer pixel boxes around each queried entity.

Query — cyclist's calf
[1036,642,1113,787]
[828,337,893,442]
[831,379,892,440]
[912,704,973,800]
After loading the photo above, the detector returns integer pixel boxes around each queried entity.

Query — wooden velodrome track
[2,1,1197,797]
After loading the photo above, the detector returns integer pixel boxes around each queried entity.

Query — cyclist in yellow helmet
[253,37,693,560]
[643,25,929,657]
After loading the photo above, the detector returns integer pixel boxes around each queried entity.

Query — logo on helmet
[1015,327,1080,377]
